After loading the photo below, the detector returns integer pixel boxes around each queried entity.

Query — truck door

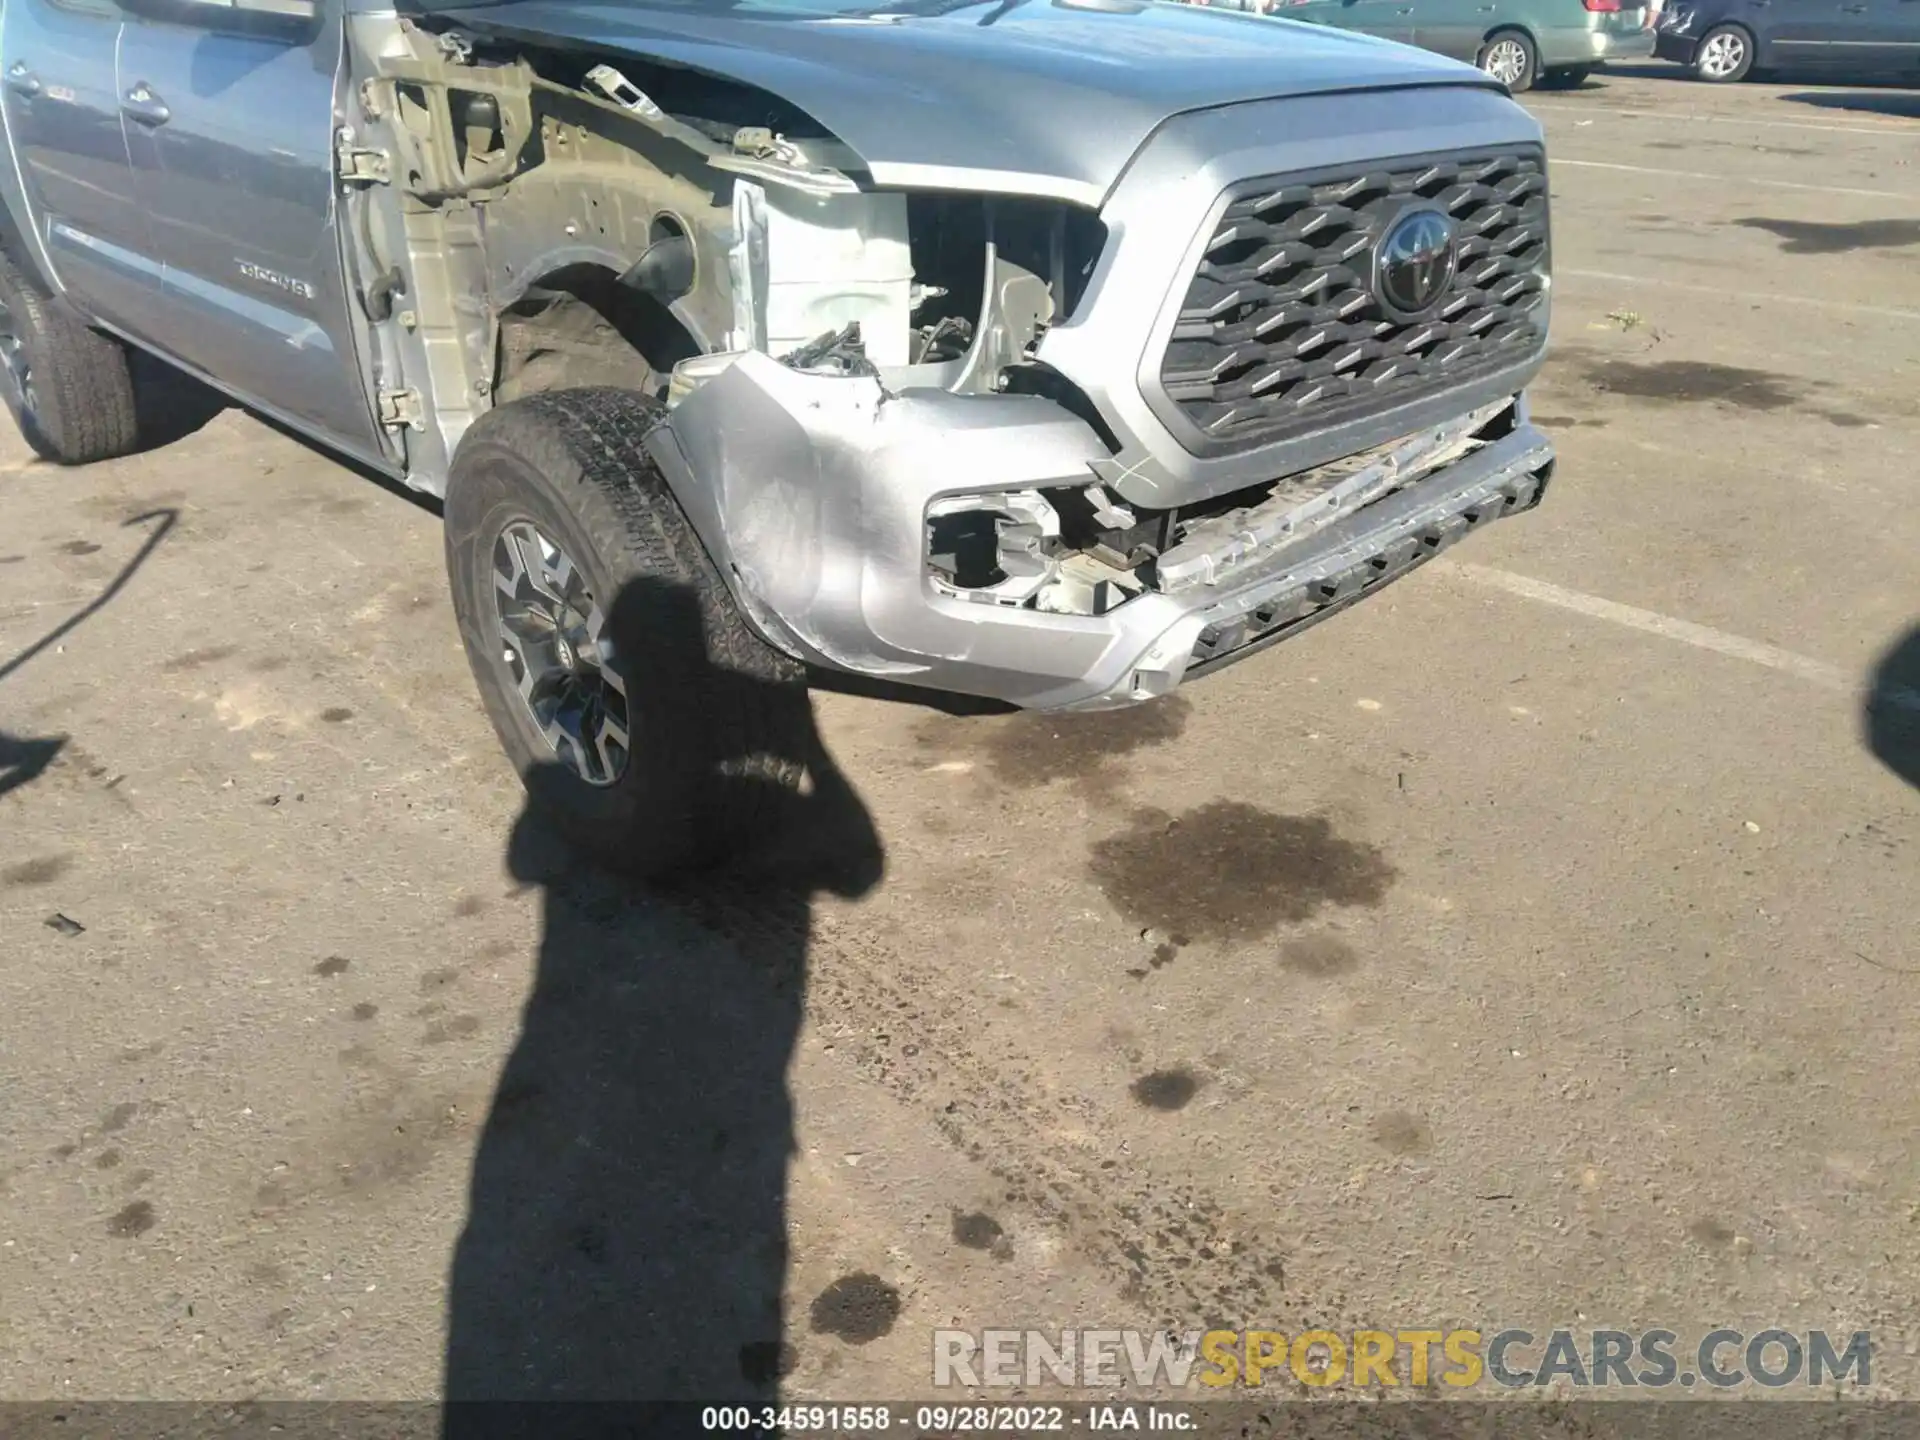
[114,0,385,465]
[0,0,162,334]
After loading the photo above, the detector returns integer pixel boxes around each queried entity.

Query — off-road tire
[0,249,139,464]
[443,387,807,876]
[1538,65,1593,89]
[1478,28,1540,92]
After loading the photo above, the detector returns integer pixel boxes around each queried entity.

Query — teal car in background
[1189,0,1659,90]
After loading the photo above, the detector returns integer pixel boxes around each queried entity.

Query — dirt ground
[1,67,1917,1407]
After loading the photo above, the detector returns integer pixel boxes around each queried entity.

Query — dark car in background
[1197,0,1657,91]
[1655,0,1920,81]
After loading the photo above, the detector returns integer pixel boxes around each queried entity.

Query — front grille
[1159,148,1549,453]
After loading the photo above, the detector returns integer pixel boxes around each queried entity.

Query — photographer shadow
[1866,624,1920,792]
[444,575,884,1434]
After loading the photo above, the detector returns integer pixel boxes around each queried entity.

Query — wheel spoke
[585,602,623,695]
[594,713,630,784]
[493,527,531,600]
[520,529,569,604]
[0,301,33,417]
[547,722,591,779]
[487,520,633,788]
[498,608,561,696]
[548,547,586,612]
[499,602,557,647]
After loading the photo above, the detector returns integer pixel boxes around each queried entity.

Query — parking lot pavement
[0,68,1916,1405]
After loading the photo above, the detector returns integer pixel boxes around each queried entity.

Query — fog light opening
[927,509,1009,591]
[925,490,1061,607]
[926,486,1158,616]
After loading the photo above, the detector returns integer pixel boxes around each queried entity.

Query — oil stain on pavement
[951,1210,1015,1261]
[1280,933,1360,977]
[1576,355,1869,429]
[1088,802,1396,942]
[107,1200,155,1237]
[1584,358,1802,412]
[1130,1067,1202,1112]
[1688,1217,1735,1247]
[1370,1110,1432,1156]
[809,1273,902,1344]
[2,854,71,886]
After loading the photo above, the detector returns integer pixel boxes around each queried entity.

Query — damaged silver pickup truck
[0,0,1553,870]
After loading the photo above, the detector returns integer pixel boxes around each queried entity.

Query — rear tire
[0,249,139,464]
[1478,29,1540,92]
[1691,23,1754,82]
[444,387,807,877]
[1538,65,1593,89]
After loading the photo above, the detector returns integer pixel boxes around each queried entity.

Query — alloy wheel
[0,296,37,424]
[491,520,631,786]
[1699,29,1746,78]
[1483,38,1530,85]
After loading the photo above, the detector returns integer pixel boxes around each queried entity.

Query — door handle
[121,82,170,126]
[6,63,41,98]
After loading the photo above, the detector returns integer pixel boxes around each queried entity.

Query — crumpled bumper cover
[1183,442,1551,682]
[647,351,1554,713]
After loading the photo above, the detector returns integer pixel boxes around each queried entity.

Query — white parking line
[1438,561,1920,714]
[1559,267,1920,322]
[1530,103,1918,139]
[1553,157,1918,201]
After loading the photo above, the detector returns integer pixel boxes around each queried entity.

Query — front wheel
[0,250,139,464]
[443,387,808,876]
[1692,23,1754,81]
[1478,29,1540,92]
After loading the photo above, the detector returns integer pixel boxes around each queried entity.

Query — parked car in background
[1655,0,1920,82]
[1196,0,1657,90]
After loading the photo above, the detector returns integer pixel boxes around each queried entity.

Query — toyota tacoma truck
[0,0,1554,872]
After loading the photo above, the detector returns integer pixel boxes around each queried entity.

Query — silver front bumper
[647,351,1554,713]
